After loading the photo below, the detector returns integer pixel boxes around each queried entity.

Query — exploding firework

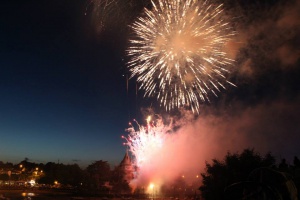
[122,115,205,192]
[127,0,236,113]
[87,0,148,33]
[122,116,171,168]
[86,0,119,32]
[122,116,172,192]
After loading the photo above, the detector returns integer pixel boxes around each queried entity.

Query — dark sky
[0,0,133,167]
[0,0,299,168]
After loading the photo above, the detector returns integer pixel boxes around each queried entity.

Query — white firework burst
[122,116,171,168]
[127,0,236,113]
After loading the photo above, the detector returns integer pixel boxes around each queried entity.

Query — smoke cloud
[234,0,300,75]
[131,0,300,190]
[133,97,300,189]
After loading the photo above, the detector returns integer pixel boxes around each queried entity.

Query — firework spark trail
[88,0,140,32]
[122,116,171,169]
[87,0,118,30]
[127,0,236,113]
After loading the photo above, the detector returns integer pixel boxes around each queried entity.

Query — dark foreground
[0,189,107,200]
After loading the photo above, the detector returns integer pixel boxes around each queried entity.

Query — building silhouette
[119,151,135,183]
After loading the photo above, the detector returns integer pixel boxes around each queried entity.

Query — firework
[122,116,171,168]
[87,0,118,32]
[87,0,148,33]
[127,0,236,113]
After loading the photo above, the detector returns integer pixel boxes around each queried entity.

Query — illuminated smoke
[122,116,171,169]
[122,99,300,192]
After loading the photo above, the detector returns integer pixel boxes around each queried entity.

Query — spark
[122,116,171,168]
[87,0,118,31]
[87,0,134,32]
[127,0,236,113]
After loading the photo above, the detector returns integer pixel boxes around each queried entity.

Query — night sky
[0,0,299,168]
[0,0,132,167]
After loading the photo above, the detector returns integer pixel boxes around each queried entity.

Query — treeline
[1,149,300,199]
[200,148,300,200]
[0,160,131,194]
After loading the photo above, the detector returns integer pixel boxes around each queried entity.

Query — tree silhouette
[294,157,300,168]
[200,149,276,200]
[38,162,84,186]
[85,160,111,191]
[110,165,131,194]
[279,159,289,171]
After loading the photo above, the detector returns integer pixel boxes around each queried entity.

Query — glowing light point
[146,116,151,124]
[149,183,155,190]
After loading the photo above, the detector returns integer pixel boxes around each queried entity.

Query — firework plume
[122,116,175,191]
[122,116,171,168]
[127,0,236,113]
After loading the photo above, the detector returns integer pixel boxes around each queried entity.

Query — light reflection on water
[21,192,35,197]
[0,192,73,200]
[1,191,119,200]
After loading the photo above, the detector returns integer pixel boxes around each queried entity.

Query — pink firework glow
[122,116,171,169]
[121,101,299,194]
[122,116,174,192]
[122,115,206,192]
